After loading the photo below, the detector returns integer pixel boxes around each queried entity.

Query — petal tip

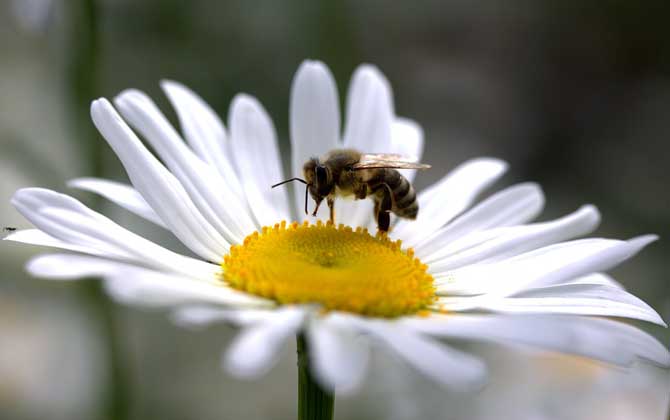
[293,60,336,88]
[298,59,328,72]
[113,88,147,108]
[159,78,180,90]
[629,234,659,248]
[65,178,88,189]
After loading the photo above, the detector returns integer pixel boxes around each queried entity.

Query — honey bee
[272,149,430,232]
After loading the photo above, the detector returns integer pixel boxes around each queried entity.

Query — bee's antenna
[271,178,307,188]
[270,178,312,215]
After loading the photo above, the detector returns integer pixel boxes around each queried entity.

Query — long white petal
[390,117,424,183]
[104,271,270,308]
[91,98,229,260]
[364,321,487,390]
[437,236,657,296]
[334,315,487,390]
[473,282,666,326]
[337,199,375,230]
[357,117,426,230]
[160,80,244,200]
[566,272,625,289]
[289,60,341,221]
[24,253,267,308]
[342,64,394,152]
[224,306,306,379]
[11,188,217,278]
[401,314,670,366]
[415,183,544,260]
[114,90,256,243]
[26,252,138,279]
[429,205,600,273]
[394,158,508,246]
[339,65,395,228]
[307,316,370,395]
[229,94,291,226]
[172,306,277,329]
[67,177,166,227]
[4,229,107,257]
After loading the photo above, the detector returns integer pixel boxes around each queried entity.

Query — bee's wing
[353,153,431,170]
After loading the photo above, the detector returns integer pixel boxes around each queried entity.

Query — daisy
[6,60,668,419]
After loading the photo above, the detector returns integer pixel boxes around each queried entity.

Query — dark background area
[1,1,668,419]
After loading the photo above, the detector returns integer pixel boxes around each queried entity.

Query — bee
[272,149,430,232]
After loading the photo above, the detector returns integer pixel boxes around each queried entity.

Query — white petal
[24,253,267,308]
[336,199,375,230]
[160,80,244,200]
[91,98,229,260]
[394,158,508,246]
[429,205,600,273]
[4,229,106,256]
[437,236,657,297]
[350,118,425,231]
[390,117,424,183]
[401,314,670,366]
[224,306,306,379]
[104,269,270,308]
[567,272,625,289]
[289,60,341,221]
[339,65,395,228]
[473,282,666,326]
[332,314,487,390]
[597,317,670,366]
[11,188,218,279]
[67,177,166,227]
[342,64,394,152]
[229,94,291,225]
[362,320,487,390]
[415,183,544,260]
[114,90,256,243]
[171,306,277,329]
[26,253,135,280]
[307,316,370,395]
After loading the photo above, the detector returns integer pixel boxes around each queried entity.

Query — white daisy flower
[5,60,668,414]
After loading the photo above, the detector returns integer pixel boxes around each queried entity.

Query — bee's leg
[327,197,335,224]
[376,190,392,233]
[381,183,397,210]
[354,183,368,200]
[311,198,323,217]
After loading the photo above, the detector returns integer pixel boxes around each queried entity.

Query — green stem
[297,334,334,420]
[66,1,130,419]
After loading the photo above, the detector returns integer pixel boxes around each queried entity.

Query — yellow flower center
[222,221,435,317]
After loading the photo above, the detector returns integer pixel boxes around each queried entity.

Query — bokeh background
[1,1,669,419]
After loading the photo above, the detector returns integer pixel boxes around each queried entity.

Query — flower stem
[297,334,334,420]
[66,1,130,419]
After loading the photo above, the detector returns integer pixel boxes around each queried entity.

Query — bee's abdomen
[376,169,418,220]
[393,182,418,219]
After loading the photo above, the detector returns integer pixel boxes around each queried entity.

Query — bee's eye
[315,166,328,186]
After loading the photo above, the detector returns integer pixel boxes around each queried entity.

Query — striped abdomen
[370,169,418,220]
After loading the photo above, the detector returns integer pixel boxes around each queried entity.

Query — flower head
[6,60,668,394]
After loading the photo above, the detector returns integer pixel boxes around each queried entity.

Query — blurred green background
[1,1,669,419]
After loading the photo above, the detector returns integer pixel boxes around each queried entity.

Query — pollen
[222,221,436,317]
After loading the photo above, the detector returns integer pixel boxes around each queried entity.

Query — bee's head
[271,159,331,216]
[303,158,333,208]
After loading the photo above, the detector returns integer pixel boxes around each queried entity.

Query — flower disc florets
[222,221,436,317]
